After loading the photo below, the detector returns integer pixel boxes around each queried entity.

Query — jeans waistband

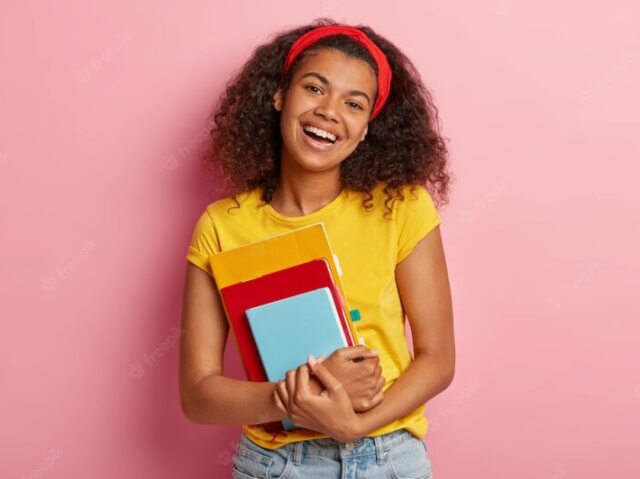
[277,428,419,467]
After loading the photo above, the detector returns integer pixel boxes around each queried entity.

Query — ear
[360,124,368,142]
[272,88,283,112]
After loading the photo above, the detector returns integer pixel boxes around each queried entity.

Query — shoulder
[393,184,440,263]
[394,183,433,204]
[393,183,439,224]
[364,182,436,217]
[190,187,263,237]
[205,187,264,219]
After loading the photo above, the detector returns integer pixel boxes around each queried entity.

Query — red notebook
[219,257,354,432]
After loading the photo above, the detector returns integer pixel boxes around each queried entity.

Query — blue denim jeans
[231,428,433,478]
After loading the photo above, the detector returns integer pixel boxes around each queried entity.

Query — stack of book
[209,223,362,432]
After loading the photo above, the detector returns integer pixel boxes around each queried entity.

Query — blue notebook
[245,286,349,430]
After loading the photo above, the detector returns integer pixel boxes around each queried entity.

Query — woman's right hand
[312,346,385,412]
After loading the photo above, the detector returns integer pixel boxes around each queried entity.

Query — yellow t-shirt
[185,182,441,449]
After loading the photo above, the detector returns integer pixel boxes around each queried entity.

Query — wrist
[342,414,367,443]
[268,382,288,422]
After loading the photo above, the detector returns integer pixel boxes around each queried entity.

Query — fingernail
[370,349,379,354]
[308,354,317,366]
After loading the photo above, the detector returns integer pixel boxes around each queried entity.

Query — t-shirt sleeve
[185,208,220,277]
[396,185,441,263]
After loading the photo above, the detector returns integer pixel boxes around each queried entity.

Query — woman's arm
[179,263,382,425]
[352,225,456,437]
[271,225,455,442]
[179,264,285,425]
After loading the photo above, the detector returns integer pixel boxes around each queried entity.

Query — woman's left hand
[273,356,363,443]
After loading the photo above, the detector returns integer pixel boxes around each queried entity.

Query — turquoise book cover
[245,286,348,430]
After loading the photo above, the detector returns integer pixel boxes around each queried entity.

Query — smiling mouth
[301,125,338,144]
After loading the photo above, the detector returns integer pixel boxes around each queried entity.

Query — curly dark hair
[202,17,452,219]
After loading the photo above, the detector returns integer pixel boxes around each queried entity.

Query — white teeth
[302,124,337,142]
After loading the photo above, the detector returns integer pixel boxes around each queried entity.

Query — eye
[347,102,363,110]
[305,85,322,94]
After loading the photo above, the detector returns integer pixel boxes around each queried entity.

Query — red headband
[281,25,392,121]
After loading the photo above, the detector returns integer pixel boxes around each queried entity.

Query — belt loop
[292,440,303,465]
[373,434,387,466]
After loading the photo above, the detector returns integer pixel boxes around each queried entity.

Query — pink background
[1,1,638,477]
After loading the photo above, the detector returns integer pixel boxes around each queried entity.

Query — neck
[270,152,343,217]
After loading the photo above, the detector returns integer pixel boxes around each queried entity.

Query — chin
[295,157,340,173]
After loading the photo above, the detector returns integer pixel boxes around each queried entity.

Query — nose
[314,94,339,122]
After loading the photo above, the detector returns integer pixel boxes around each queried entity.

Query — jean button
[345,442,354,450]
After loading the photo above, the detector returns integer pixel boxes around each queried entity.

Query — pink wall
[1,1,638,477]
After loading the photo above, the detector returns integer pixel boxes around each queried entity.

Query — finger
[370,390,384,408]
[350,352,379,364]
[276,381,290,416]
[296,364,311,396]
[341,346,379,362]
[307,354,327,374]
[360,350,380,359]
[308,361,344,395]
[336,345,369,357]
[273,385,288,414]
[307,353,325,365]
[277,380,290,403]
[285,370,296,406]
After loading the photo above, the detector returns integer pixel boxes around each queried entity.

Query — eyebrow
[299,72,372,105]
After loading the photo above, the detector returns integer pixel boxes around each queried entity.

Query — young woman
[180,18,454,478]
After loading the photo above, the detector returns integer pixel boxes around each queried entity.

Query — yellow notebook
[209,222,361,345]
